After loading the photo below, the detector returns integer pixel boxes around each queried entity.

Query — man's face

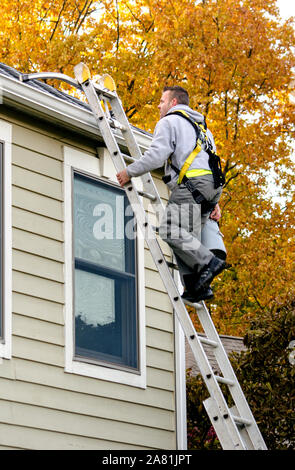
[158,91,176,119]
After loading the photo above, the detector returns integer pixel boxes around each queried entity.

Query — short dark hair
[163,86,189,105]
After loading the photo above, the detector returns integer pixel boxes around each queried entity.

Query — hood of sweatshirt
[166,104,205,124]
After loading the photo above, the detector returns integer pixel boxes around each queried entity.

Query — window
[64,146,146,387]
[73,172,138,371]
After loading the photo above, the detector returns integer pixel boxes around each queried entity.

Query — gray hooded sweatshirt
[126,104,216,190]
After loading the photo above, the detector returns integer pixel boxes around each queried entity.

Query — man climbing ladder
[117,85,226,304]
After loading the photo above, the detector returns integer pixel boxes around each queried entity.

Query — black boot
[194,256,226,293]
[182,273,196,295]
[182,286,214,303]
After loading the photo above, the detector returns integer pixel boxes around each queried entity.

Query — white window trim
[64,146,146,388]
[0,120,12,362]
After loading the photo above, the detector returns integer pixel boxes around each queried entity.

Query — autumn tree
[107,0,295,335]
[112,0,295,335]
[1,0,295,335]
[0,1,99,73]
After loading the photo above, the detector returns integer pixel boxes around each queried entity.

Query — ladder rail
[22,71,118,99]
[21,72,81,89]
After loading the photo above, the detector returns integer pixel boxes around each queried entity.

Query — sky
[276,0,295,19]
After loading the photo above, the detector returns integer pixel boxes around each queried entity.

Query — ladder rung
[166,261,179,270]
[122,153,135,163]
[198,336,218,348]
[108,118,126,131]
[182,298,203,308]
[93,82,116,99]
[137,190,157,201]
[231,414,252,427]
[215,375,235,386]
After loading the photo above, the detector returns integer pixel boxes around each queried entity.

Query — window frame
[64,146,146,388]
[72,170,139,373]
[0,120,12,362]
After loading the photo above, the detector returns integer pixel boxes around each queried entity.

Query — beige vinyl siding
[0,114,177,450]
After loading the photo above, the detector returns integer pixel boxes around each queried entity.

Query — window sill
[65,358,146,388]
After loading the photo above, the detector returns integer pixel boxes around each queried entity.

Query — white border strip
[0,119,12,360]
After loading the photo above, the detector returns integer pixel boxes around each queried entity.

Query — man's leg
[159,178,226,300]
[159,185,214,297]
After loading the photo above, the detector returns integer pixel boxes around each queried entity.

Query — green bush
[187,300,295,450]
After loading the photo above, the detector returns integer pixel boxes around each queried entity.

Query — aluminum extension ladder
[22,64,267,450]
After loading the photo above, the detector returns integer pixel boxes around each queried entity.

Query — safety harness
[162,110,224,211]
[168,110,225,189]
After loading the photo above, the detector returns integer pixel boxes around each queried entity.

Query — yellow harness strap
[178,143,202,183]
[175,110,211,184]
[185,169,212,178]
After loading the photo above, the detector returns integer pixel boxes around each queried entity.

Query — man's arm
[116,118,174,187]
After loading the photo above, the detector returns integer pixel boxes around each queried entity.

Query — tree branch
[224,89,229,140]
[115,0,120,52]
[50,0,67,41]
[234,96,241,141]
[224,172,241,187]
[223,159,239,174]
[252,292,266,311]
[124,1,154,33]
[73,0,95,34]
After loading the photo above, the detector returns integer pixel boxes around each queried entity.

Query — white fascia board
[0,73,152,151]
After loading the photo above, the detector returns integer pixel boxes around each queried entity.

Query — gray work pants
[158,175,222,285]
